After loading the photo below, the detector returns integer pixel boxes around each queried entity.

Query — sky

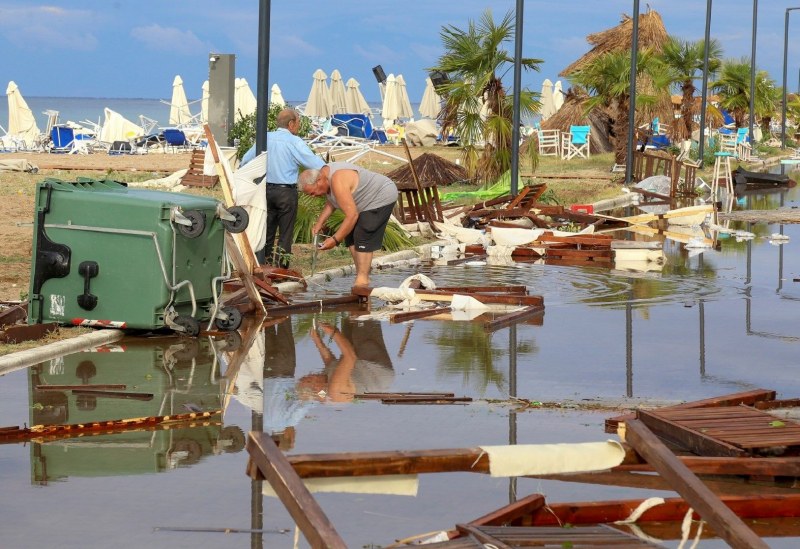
[1,1,799,105]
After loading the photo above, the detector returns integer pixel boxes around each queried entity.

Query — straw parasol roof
[540,87,612,154]
[386,152,469,190]
[560,10,669,77]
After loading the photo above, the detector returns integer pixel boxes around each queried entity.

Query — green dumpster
[28,178,246,335]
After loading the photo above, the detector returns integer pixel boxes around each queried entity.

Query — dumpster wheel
[174,315,201,337]
[215,306,242,331]
[177,209,206,239]
[221,206,249,234]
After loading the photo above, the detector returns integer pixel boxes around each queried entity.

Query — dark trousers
[260,185,297,268]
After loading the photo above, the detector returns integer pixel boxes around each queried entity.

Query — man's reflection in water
[262,318,313,450]
[301,317,395,402]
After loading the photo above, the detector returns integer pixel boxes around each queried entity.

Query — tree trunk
[679,80,695,141]
[614,96,630,166]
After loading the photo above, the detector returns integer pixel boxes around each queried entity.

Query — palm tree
[571,48,670,165]
[660,36,722,140]
[712,58,778,133]
[430,9,542,184]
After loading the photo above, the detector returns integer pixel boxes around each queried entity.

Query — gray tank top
[327,162,398,211]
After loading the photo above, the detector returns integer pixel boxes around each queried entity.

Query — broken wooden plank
[625,418,768,549]
[0,322,58,344]
[483,306,545,332]
[35,384,126,391]
[70,389,153,401]
[414,290,544,307]
[246,432,348,549]
[467,493,546,528]
[265,295,362,316]
[436,285,528,295]
[390,307,452,323]
[356,392,456,400]
[381,396,473,404]
[0,303,27,329]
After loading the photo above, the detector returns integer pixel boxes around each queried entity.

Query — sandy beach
[7,150,193,173]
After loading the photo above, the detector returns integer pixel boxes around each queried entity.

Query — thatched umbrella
[386,152,469,191]
[560,11,669,77]
[540,87,613,154]
[556,10,673,153]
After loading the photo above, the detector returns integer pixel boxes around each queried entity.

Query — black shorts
[344,202,395,252]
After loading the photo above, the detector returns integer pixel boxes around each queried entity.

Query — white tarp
[234,77,257,120]
[479,441,625,477]
[99,108,143,144]
[6,81,40,148]
[232,150,267,252]
[404,119,438,147]
[169,75,193,126]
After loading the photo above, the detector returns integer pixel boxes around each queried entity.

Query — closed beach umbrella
[235,77,257,120]
[396,75,414,119]
[304,69,332,118]
[201,80,209,123]
[381,74,401,125]
[553,80,564,112]
[540,79,556,121]
[270,83,286,107]
[419,77,441,119]
[99,107,144,143]
[6,81,40,148]
[329,69,347,114]
[345,78,370,115]
[169,75,192,126]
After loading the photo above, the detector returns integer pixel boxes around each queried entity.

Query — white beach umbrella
[6,81,40,148]
[235,78,257,120]
[270,83,286,107]
[344,78,370,115]
[201,80,209,123]
[419,77,442,119]
[99,107,144,143]
[304,69,332,118]
[329,69,347,114]
[540,78,556,121]
[396,75,414,119]
[169,75,193,126]
[553,80,564,112]
[381,74,401,125]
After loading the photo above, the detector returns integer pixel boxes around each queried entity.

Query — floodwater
[2,171,800,548]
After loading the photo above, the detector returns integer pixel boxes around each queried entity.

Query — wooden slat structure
[631,149,698,198]
[180,149,219,188]
[638,406,800,457]
[421,524,664,548]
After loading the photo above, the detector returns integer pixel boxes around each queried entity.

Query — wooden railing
[632,150,698,197]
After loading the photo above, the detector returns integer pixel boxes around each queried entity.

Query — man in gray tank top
[299,162,398,287]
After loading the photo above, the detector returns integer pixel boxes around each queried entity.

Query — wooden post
[401,138,438,233]
[625,419,769,549]
[247,432,347,549]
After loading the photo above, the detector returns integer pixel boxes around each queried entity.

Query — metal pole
[510,0,524,197]
[749,0,758,144]
[624,0,640,184]
[255,0,271,156]
[782,9,800,149]
[698,0,713,167]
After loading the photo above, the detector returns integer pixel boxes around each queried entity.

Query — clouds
[130,24,208,56]
[0,4,99,52]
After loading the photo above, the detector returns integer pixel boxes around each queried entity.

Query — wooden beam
[483,306,545,332]
[625,419,768,549]
[224,233,267,316]
[390,307,451,323]
[468,493,546,527]
[246,432,347,549]
[265,295,362,316]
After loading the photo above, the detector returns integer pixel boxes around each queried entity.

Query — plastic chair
[50,125,75,153]
[534,121,560,157]
[162,128,191,152]
[735,127,752,161]
[561,125,591,160]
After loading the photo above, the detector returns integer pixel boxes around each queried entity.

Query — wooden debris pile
[509,231,614,267]
[245,388,800,547]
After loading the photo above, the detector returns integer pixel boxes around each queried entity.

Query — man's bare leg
[350,246,374,287]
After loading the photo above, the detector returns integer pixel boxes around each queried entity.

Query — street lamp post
[748,0,757,144]
[698,0,713,167]
[782,7,800,149]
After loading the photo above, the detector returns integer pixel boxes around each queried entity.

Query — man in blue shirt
[247,108,326,268]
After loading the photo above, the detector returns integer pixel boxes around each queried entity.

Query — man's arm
[290,138,325,170]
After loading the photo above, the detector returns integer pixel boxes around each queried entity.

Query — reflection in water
[28,337,245,484]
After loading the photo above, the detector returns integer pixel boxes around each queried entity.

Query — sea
[0,96,417,134]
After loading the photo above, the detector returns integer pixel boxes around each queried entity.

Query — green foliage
[429,9,542,184]
[227,103,314,159]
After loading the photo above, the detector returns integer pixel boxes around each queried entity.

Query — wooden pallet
[638,406,800,457]
[424,524,663,548]
[180,149,219,188]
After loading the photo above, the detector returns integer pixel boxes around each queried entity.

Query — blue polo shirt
[240,128,324,183]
